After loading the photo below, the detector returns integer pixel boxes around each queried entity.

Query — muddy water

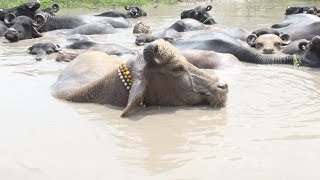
[1,1,320,179]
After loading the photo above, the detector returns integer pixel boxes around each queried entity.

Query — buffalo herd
[1,0,320,116]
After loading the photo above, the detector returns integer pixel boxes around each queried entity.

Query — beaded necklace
[118,64,133,91]
[118,64,148,107]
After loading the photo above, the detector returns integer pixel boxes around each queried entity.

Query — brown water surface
[1,0,320,179]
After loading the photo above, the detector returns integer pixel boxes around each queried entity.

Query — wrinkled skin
[4,14,43,42]
[95,6,147,18]
[0,21,7,37]
[181,5,216,24]
[285,6,318,15]
[246,28,291,54]
[0,0,40,21]
[67,35,138,56]
[173,32,320,67]
[271,14,320,41]
[182,50,241,70]
[51,40,228,117]
[28,43,62,61]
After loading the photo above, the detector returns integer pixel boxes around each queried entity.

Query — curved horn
[52,4,60,12]
[125,6,130,10]
[55,44,62,52]
[206,5,212,11]
[280,33,291,45]
[298,40,309,51]
[32,14,45,27]
[4,13,16,26]
[135,6,141,11]
[246,34,258,47]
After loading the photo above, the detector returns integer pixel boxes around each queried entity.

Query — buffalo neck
[93,62,133,107]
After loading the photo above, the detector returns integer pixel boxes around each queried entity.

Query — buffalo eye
[172,65,185,73]
[274,42,281,47]
[256,43,263,48]
[46,49,54,54]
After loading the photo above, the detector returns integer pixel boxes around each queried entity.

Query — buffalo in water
[51,40,229,117]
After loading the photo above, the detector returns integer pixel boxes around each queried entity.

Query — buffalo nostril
[35,57,43,61]
[218,83,228,90]
[263,48,275,54]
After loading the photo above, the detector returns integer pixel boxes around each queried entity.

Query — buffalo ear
[206,5,212,11]
[27,46,32,53]
[298,40,309,51]
[121,56,148,117]
[246,34,257,47]
[52,4,60,13]
[125,6,130,10]
[280,33,291,45]
[121,76,147,117]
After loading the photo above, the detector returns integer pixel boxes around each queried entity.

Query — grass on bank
[0,0,179,8]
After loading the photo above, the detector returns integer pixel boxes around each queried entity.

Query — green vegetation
[0,0,178,8]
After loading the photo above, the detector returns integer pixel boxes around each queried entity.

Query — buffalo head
[0,0,41,21]
[180,5,216,25]
[121,39,228,116]
[28,42,62,61]
[4,13,45,42]
[247,28,291,54]
[125,6,147,18]
[298,36,320,67]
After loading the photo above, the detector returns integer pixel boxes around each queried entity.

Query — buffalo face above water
[4,13,44,42]
[181,5,216,25]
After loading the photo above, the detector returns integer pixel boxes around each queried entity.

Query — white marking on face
[155,57,161,64]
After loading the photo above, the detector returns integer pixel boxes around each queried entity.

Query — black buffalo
[180,5,216,25]
[28,42,62,61]
[4,13,44,42]
[95,6,147,18]
[0,0,41,21]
